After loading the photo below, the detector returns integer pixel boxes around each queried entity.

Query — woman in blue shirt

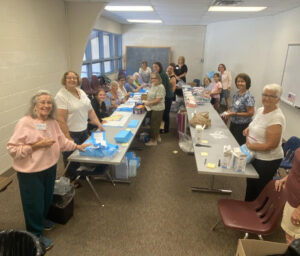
[225,73,255,145]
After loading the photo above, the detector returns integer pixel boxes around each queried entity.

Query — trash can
[0,230,45,256]
[47,183,75,224]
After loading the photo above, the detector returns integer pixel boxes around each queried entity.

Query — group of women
[6,57,299,248]
[5,57,187,249]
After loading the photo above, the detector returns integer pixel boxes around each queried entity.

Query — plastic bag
[178,132,194,154]
[0,230,45,256]
[189,112,211,128]
[240,144,255,164]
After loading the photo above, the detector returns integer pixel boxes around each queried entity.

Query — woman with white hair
[243,83,286,201]
[133,72,144,88]
[7,90,89,250]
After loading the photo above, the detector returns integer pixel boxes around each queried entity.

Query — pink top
[211,81,222,99]
[7,116,77,173]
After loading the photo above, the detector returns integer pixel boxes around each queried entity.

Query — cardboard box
[235,239,288,256]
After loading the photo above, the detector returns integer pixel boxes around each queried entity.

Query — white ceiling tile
[66,0,300,25]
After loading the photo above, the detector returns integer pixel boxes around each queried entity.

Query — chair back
[281,136,300,169]
[91,75,100,91]
[81,78,93,98]
[253,180,287,234]
[193,79,200,87]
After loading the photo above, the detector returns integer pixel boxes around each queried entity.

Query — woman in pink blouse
[7,90,89,251]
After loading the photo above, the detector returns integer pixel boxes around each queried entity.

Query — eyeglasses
[37,101,52,105]
[262,94,278,99]
[66,76,77,80]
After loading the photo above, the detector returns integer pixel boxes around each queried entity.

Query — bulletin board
[125,46,171,75]
[281,44,300,108]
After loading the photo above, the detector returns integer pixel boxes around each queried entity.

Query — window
[81,30,122,78]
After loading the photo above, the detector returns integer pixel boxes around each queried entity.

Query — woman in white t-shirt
[243,83,286,201]
[55,71,104,182]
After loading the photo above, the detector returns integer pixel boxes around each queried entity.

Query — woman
[218,63,232,109]
[144,73,166,146]
[91,88,111,123]
[107,80,122,111]
[166,63,177,94]
[153,62,173,133]
[117,76,129,102]
[175,56,188,83]
[275,148,300,244]
[55,71,104,182]
[174,56,188,98]
[203,77,213,92]
[125,75,143,93]
[210,73,222,111]
[7,90,89,250]
[139,61,152,84]
[133,72,144,87]
[243,83,286,201]
[225,73,255,145]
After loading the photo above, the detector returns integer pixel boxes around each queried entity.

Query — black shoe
[160,129,165,134]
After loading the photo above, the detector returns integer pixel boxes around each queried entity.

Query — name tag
[235,100,240,106]
[36,123,47,130]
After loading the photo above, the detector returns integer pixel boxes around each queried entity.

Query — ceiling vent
[212,0,243,6]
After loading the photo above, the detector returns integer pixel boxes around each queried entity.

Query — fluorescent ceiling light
[127,19,162,24]
[208,6,267,12]
[105,6,153,12]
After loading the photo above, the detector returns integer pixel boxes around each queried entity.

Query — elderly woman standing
[144,73,166,146]
[218,63,232,109]
[243,84,286,201]
[55,71,103,182]
[7,91,89,250]
[225,73,255,145]
[275,148,300,244]
[153,62,173,134]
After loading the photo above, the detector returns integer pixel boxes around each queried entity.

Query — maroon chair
[217,180,287,239]
[90,75,100,95]
[81,78,94,98]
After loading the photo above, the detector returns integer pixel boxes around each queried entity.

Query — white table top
[184,91,258,179]
[68,111,146,165]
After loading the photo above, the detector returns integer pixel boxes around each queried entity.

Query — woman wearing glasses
[55,71,104,183]
[144,73,166,146]
[7,90,89,250]
[243,84,286,201]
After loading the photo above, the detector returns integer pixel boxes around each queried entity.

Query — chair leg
[258,234,263,240]
[85,176,104,207]
[211,219,222,231]
[243,233,249,239]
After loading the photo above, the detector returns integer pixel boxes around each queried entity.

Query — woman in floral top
[225,73,255,145]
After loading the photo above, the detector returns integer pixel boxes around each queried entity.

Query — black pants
[163,97,172,133]
[63,130,89,180]
[229,122,250,146]
[245,158,282,201]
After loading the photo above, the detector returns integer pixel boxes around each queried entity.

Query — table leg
[191,175,232,194]
[85,176,104,207]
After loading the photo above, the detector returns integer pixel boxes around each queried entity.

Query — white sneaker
[157,137,162,143]
[145,140,157,146]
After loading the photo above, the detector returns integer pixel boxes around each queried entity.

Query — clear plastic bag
[178,132,194,154]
